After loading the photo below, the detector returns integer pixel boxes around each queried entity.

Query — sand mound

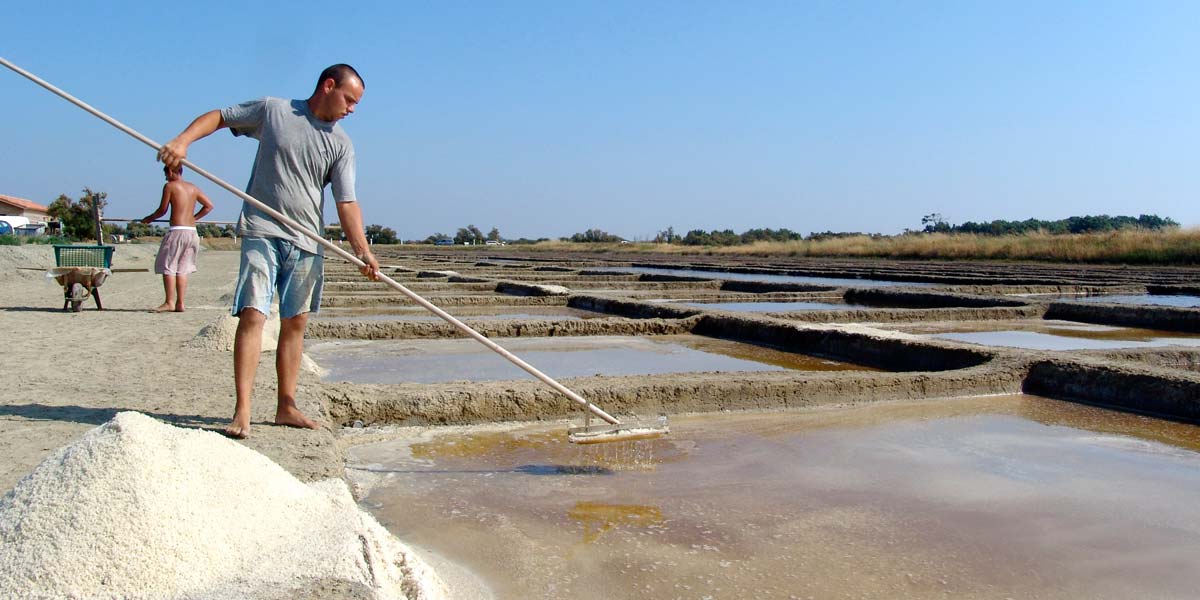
[0,412,448,600]
[189,313,281,352]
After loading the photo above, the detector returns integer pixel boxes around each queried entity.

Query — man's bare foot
[174,306,186,313]
[151,303,174,313]
[224,412,252,439]
[223,424,250,439]
[275,404,320,430]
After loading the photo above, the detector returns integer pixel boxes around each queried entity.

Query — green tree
[569,228,623,243]
[487,227,501,241]
[365,224,398,244]
[47,188,107,240]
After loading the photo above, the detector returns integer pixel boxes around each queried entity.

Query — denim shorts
[232,236,323,318]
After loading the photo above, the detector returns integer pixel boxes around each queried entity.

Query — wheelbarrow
[47,266,111,311]
[46,245,116,312]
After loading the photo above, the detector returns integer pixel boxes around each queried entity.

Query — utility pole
[92,196,104,245]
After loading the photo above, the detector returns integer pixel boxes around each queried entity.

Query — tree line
[35,189,1182,247]
[920,213,1178,235]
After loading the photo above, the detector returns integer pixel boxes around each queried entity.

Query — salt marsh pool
[308,335,872,384]
[347,394,1200,599]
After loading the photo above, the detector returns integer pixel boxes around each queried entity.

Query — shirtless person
[142,164,213,312]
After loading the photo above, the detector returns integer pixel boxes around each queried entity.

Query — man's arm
[334,201,380,280]
[142,185,171,223]
[193,189,214,221]
[157,110,227,170]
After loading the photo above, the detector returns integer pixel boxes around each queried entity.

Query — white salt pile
[0,412,448,600]
[188,313,280,352]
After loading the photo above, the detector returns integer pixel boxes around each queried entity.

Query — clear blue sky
[3,1,1197,241]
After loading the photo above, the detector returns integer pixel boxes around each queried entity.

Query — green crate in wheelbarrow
[53,244,115,268]
[50,245,115,311]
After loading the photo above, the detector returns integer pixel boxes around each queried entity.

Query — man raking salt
[157,64,381,439]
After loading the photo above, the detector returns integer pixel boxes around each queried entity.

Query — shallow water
[681,300,870,312]
[308,334,871,384]
[586,266,938,288]
[349,395,1200,599]
[1070,294,1200,308]
[918,320,1200,350]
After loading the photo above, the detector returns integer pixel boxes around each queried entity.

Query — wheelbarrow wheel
[66,282,88,313]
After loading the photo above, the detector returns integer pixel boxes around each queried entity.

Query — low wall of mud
[719,281,836,293]
[1045,302,1200,333]
[1024,359,1200,422]
[941,284,1146,297]
[495,281,570,296]
[321,295,569,308]
[690,314,994,372]
[1078,347,1200,371]
[766,305,1044,323]
[308,316,698,340]
[322,362,1026,427]
[844,288,1029,309]
[1147,284,1200,296]
[637,273,719,283]
[568,294,704,319]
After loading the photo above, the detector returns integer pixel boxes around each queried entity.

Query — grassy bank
[512,228,1200,264]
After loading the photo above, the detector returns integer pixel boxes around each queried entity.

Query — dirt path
[0,245,342,492]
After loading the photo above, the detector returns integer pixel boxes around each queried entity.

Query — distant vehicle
[434,238,454,246]
[484,240,505,246]
[0,216,30,234]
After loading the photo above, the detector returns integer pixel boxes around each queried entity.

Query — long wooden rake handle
[1,55,620,425]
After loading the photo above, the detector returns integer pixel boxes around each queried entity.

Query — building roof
[0,194,50,214]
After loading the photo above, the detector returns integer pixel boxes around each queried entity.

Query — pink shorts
[154,228,200,275]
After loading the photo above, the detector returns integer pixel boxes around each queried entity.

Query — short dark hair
[163,164,182,176]
[315,64,364,92]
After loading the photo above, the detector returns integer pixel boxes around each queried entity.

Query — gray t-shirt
[220,97,356,254]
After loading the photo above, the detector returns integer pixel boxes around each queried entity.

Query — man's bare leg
[275,312,318,429]
[174,274,189,312]
[153,275,177,312]
[227,308,266,438]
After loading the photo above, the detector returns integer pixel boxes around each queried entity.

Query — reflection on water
[308,334,872,384]
[569,502,665,544]
[349,395,1200,599]
[917,319,1200,350]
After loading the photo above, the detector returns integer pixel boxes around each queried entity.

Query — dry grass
[518,228,1200,264]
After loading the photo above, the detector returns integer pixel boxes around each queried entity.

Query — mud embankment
[1147,284,1200,296]
[568,294,705,319]
[308,316,698,340]
[1045,302,1200,333]
[769,305,1043,324]
[321,361,1027,427]
[689,314,993,372]
[321,295,569,308]
[844,288,1030,309]
[1024,359,1200,422]
[1077,347,1200,371]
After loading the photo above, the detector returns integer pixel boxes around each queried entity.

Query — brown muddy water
[347,395,1200,599]
[908,320,1200,351]
[312,305,607,322]
[308,335,871,384]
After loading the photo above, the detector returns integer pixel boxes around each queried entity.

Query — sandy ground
[0,244,342,493]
